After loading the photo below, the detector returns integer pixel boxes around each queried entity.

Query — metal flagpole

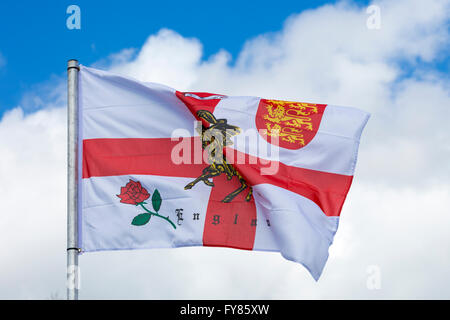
[67,59,80,300]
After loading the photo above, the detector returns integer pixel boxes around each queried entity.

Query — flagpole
[67,59,80,300]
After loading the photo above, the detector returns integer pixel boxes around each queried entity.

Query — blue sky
[0,0,374,116]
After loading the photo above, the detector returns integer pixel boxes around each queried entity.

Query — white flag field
[78,65,369,280]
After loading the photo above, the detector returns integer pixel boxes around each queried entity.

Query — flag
[78,65,369,280]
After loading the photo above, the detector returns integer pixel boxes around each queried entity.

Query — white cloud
[0,0,449,298]
[0,107,66,299]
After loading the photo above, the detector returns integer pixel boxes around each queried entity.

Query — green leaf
[152,189,162,212]
[131,213,151,226]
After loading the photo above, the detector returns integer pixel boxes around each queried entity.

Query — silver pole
[67,59,80,300]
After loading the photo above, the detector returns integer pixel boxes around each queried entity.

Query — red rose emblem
[117,179,150,205]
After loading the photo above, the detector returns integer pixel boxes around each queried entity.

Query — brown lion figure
[184,110,253,203]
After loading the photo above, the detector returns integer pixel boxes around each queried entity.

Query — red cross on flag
[78,66,369,280]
